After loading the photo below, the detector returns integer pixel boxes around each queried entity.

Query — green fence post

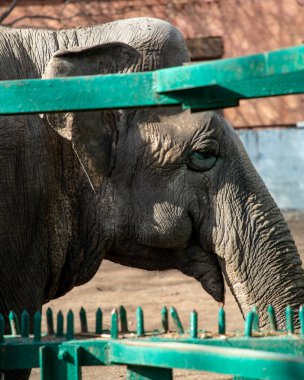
[21,310,29,338]
[252,306,259,332]
[244,311,254,337]
[34,311,42,342]
[190,310,198,338]
[46,308,54,335]
[66,347,82,380]
[41,345,82,380]
[40,346,68,380]
[57,311,64,337]
[267,305,278,331]
[218,307,226,335]
[95,308,103,334]
[136,307,144,337]
[286,305,294,334]
[126,365,173,380]
[299,305,304,335]
[79,307,88,333]
[161,307,169,333]
[95,307,102,334]
[9,311,20,335]
[119,305,129,334]
[169,307,184,334]
[67,310,74,340]
[111,309,119,339]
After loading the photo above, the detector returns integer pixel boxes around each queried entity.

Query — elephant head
[44,42,304,329]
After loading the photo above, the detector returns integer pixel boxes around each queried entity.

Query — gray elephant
[0,17,304,379]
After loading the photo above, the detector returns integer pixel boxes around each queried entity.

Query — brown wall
[1,0,304,127]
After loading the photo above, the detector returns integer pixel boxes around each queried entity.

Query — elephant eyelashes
[187,151,217,172]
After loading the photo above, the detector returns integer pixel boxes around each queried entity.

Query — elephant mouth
[105,241,225,304]
[174,243,225,304]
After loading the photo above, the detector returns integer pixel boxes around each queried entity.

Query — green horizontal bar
[156,45,304,92]
[168,70,304,110]
[0,72,179,115]
[109,340,304,380]
[0,45,303,114]
[0,336,304,375]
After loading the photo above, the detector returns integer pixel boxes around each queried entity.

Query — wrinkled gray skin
[1,17,304,379]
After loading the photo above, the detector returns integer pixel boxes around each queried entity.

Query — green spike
[136,307,144,337]
[56,311,64,337]
[244,311,254,337]
[0,313,5,343]
[9,311,20,335]
[33,311,41,342]
[190,310,198,338]
[79,307,88,333]
[111,309,118,339]
[119,305,128,333]
[299,305,304,335]
[170,306,184,334]
[21,310,29,338]
[218,307,226,335]
[66,310,74,340]
[286,305,294,334]
[46,308,54,335]
[161,306,169,333]
[252,306,259,331]
[267,305,278,331]
[95,308,103,334]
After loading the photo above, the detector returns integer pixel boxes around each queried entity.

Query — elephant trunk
[222,209,304,328]
[215,168,304,329]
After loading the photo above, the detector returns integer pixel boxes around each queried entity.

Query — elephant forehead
[141,109,222,143]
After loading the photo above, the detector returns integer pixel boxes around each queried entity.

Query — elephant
[0,16,304,379]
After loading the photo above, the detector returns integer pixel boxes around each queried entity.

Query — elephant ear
[43,42,142,190]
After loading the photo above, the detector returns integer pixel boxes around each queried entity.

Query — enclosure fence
[0,45,304,379]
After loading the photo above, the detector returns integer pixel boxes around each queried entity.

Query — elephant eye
[187,151,217,171]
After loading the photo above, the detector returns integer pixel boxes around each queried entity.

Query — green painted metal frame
[0,45,303,114]
[0,306,304,379]
[1,338,303,380]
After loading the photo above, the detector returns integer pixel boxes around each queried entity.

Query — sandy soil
[29,218,304,379]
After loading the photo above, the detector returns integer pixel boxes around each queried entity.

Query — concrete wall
[238,128,304,210]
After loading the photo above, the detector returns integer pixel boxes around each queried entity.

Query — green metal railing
[0,306,304,379]
[1,45,304,378]
[0,45,303,115]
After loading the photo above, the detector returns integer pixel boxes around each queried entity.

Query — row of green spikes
[54,308,103,336]
[48,309,74,340]
[244,305,304,336]
[114,306,225,338]
[110,306,145,338]
[114,305,304,338]
[0,309,76,342]
[0,306,239,341]
[1,305,304,341]
[48,304,304,337]
[0,311,42,341]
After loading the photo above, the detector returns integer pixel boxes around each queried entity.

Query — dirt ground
[30,216,304,379]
